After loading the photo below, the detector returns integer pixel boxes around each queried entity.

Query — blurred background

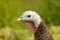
[0,0,60,40]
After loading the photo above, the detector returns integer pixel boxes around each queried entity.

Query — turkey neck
[34,21,53,40]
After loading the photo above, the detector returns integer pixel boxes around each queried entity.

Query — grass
[49,25,60,40]
[0,25,60,40]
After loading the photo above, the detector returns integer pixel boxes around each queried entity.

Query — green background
[0,0,60,40]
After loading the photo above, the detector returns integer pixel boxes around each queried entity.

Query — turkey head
[17,10,42,31]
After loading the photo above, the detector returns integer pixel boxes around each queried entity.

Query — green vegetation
[0,0,60,40]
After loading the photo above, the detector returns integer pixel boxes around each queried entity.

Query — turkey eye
[27,15,31,17]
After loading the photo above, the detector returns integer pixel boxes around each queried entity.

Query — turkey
[17,10,53,40]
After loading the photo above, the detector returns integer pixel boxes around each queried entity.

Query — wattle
[25,21,37,31]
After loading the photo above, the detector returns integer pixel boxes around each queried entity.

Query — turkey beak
[17,16,23,21]
[17,18,21,21]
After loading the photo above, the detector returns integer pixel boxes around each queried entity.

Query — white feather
[17,10,42,28]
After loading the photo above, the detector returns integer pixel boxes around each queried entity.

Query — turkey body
[34,21,53,40]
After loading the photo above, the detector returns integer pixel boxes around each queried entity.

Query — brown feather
[34,21,53,40]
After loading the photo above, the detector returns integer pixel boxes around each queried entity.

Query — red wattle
[25,21,37,31]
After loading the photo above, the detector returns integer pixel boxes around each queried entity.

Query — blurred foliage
[0,26,60,40]
[0,0,60,40]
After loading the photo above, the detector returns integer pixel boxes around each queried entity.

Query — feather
[34,21,53,40]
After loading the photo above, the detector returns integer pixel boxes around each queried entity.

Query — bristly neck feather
[33,19,43,32]
[33,15,42,28]
[34,21,53,40]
